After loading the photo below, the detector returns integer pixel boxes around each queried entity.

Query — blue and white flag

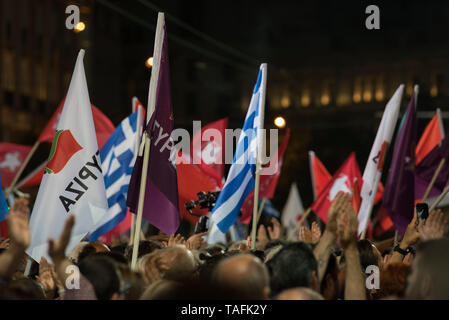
[211,64,267,232]
[89,109,142,241]
[0,173,9,221]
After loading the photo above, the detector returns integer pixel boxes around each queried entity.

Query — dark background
[1,0,449,216]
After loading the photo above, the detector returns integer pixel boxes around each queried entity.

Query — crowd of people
[1,192,449,300]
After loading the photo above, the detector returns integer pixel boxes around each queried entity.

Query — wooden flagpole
[250,159,262,250]
[5,141,39,197]
[287,207,311,241]
[130,12,165,270]
[421,158,446,202]
[131,134,151,270]
[429,177,449,212]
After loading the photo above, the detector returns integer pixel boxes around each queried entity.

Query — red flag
[240,129,291,224]
[309,151,332,200]
[176,118,228,224]
[416,110,444,165]
[310,151,384,206]
[191,118,228,187]
[16,102,115,189]
[311,153,362,223]
[38,99,115,147]
[0,143,32,188]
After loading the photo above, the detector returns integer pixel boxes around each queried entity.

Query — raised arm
[313,192,348,283]
[338,199,366,300]
[0,198,30,278]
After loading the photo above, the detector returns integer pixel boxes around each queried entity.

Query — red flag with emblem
[311,153,362,223]
[0,143,32,188]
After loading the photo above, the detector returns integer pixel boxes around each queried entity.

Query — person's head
[267,241,318,297]
[212,253,270,299]
[125,240,164,262]
[376,262,410,299]
[78,255,120,300]
[406,238,449,299]
[116,264,145,300]
[77,242,110,263]
[139,245,197,286]
[140,280,182,300]
[276,287,324,300]
[357,239,383,271]
[6,278,46,299]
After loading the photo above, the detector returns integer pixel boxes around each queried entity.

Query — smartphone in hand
[416,203,429,222]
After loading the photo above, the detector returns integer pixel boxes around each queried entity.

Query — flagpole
[131,134,151,270]
[429,176,449,212]
[250,159,262,250]
[5,141,39,197]
[129,99,142,246]
[421,158,446,202]
[287,207,311,241]
[130,13,165,270]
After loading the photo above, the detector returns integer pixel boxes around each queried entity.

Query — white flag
[357,85,404,235]
[27,50,108,262]
[281,183,304,238]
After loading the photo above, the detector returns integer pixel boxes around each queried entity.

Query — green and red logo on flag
[45,130,82,174]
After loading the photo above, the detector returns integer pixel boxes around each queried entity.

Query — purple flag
[383,94,416,236]
[127,19,180,236]
[415,132,449,200]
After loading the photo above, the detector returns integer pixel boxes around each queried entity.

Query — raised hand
[186,232,207,250]
[7,197,31,250]
[267,218,281,240]
[165,234,186,247]
[311,222,322,244]
[327,192,350,235]
[256,224,269,249]
[417,209,449,241]
[337,197,358,249]
[36,257,57,299]
[48,215,75,264]
[401,208,420,248]
[298,226,313,243]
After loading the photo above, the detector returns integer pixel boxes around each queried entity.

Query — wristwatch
[393,245,412,256]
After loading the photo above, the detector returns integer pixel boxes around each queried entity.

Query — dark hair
[7,278,46,299]
[264,239,287,251]
[77,244,98,263]
[125,240,163,262]
[267,241,317,297]
[357,240,379,270]
[110,243,128,255]
[78,256,120,300]
[94,251,128,265]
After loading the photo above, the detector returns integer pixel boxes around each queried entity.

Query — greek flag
[88,109,141,241]
[211,64,267,232]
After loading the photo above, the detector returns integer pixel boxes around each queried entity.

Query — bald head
[140,245,197,285]
[213,254,270,299]
[276,287,324,300]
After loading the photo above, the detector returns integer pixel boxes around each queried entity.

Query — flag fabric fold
[415,109,444,165]
[281,182,304,238]
[211,64,267,233]
[127,13,180,236]
[0,143,32,189]
[88,109,142,241]
[357,85,404,235]
[382,91,417,236]
[27,50,109,262]
[309,151,332,200]
[240,128,290,224]
[311,153,362,223]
